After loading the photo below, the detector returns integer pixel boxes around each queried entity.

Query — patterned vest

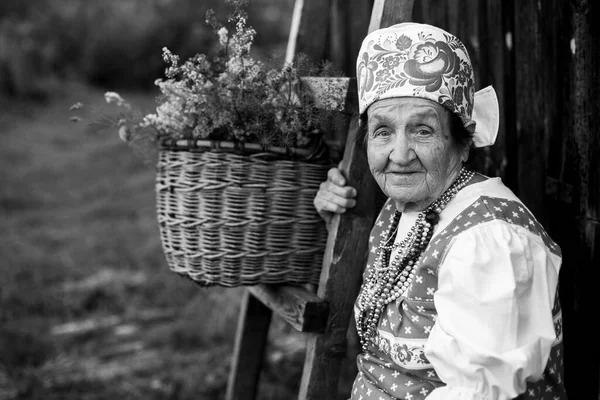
[351,196,567,400]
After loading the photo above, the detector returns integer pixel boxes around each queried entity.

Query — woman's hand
[313,167,357,225]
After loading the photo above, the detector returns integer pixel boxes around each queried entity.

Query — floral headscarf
[357,22,499,147]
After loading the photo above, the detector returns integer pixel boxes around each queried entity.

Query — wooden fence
[292,0,599,398]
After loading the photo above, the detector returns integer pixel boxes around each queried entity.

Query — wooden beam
[225,290,272,400]
[368,0,415,33]
[298,115,380,399]
[248,285,329,332]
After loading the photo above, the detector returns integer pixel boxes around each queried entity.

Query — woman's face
[366,97,467,212]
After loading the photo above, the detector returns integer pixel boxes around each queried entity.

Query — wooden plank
[512,1,600,399]
[445,0,461,39]
[298,115,380,400]
[285,0,305,63]
[571,0,599,231]
[368,0,415,33]
[285,0,333,65]
[298,3,416,397]
[563,0,600,398]
[247,285,329,332]
[500,0,518,190]
[482,0,508,179]
[513,0,548,220]
[225,290,273,400]
[329,0,373,77]
[329,0,346,74]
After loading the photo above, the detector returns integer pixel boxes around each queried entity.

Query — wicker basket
[155,140,331,287]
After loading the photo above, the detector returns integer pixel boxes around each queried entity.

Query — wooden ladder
[225,1,415,399]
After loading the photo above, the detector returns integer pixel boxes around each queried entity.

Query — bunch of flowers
[72,0,340,159]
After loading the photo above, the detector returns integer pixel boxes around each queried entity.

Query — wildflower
[118,119,132,142]
[217,27,228,47]
[162,47,179,66]
[71,0,340,160]
[104,92,126,107]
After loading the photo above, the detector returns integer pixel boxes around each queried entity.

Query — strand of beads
[376,210,402,253]
[356,167,475,353]
[357,210,411,314]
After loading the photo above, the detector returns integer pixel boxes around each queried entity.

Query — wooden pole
[298,115,379,400]
[285,0,333,65]
[226,290,272,400]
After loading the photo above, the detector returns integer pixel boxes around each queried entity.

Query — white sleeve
[424,220,561,400]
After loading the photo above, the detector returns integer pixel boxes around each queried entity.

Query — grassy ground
[0,83,307,399]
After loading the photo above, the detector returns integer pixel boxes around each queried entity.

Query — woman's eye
[372,128,391,138]
[416,128,433,136]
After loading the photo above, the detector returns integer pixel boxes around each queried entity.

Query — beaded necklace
[356,166,475,353]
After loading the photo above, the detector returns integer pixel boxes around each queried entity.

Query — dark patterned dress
[351,178,567,400]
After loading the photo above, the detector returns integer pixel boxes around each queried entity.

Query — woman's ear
[464,120,477,134]
[462,121,476,162]
[461,144,471,163]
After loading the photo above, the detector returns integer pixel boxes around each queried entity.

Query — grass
[0,83,307,399]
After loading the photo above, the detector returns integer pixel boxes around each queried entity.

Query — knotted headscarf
[356,22,499,147]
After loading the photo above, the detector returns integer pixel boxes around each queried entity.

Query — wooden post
[513,0,550,221]
[562,1,600,398]
[226,290,272,400]
[298,3,415,399]
[368,0,414,33]
[500,0,517,189]
[512,0,600,398]
[298,117,379,400]
[476,0,508,179]
[329,0,374,77]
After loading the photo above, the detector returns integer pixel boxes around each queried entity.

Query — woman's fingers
[327,167,347,186]
[318,180,356,203]
[314,168,358,223]
[314,189,356,214]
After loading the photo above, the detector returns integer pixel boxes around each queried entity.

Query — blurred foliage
[0,0,295,96]
[0,84,311,399]
[0,2,338,398]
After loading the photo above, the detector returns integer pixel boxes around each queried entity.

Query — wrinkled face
[366,97,467,212]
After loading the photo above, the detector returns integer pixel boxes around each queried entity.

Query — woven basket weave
[155,140,331,287]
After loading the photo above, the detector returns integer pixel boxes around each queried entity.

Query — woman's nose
[389,132,416,165]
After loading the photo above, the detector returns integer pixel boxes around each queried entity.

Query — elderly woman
[314,23,567,400]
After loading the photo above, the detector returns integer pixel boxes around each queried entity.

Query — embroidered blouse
[351,177,567,400]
